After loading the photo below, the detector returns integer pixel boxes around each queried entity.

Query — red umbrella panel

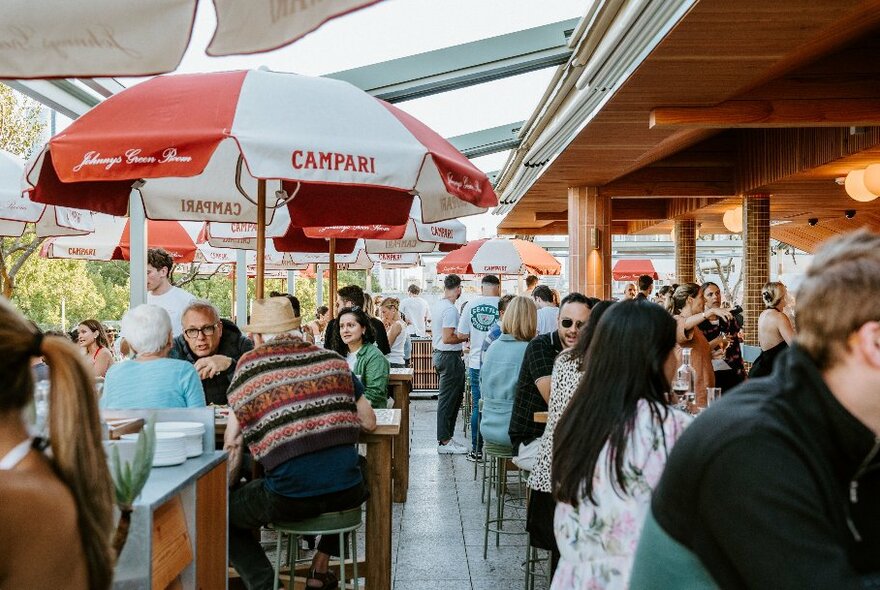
[612,259,658,281]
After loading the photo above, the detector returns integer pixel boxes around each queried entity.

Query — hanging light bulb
[845,169,879,202]
[863,164,880,196]
[722,206,743,233]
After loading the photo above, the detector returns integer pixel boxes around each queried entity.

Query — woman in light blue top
[480,296,537,447]
[101,305,205,409]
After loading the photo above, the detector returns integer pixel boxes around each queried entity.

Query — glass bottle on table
[671,348,697,410]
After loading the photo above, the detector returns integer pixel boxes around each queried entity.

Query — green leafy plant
[110,417,156,557]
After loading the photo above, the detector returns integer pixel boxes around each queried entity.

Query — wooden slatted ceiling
[500,0,880,233]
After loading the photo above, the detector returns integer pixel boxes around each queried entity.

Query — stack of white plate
[121,432,187,467]
[155,421,206,458]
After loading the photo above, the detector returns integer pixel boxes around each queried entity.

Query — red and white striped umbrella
[2,0,385,78]
[26,69,496,227]
[40,215,246,264]
[436,238,562,276]
[0,149,93,238]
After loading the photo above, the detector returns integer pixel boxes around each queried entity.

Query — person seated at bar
[169,300,253,405]
[77,319,114,378]
[331,306,390,409]
[0,297,114,589]
[224,297,377,590]
[379,297,407,368]
[509,293,591,471]
[552,300,692,589]
[324,285,391,355]
[479,296,536,453]
[305,305,330,344]
[102,305,205,409]
[527,300,614,573]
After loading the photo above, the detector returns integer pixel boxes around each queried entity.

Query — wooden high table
[389,368,413,503]
[360,408,401,589]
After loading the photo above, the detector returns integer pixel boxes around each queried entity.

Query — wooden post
[674,219,697,283]
[255,179,266,299]
[328,238,337,317]
[742,194,770,345]
[569,186,611,298]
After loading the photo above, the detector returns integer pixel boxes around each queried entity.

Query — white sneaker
[437,439,468,455]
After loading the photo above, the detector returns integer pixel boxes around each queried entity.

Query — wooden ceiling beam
[650,98,880,129]
[534,211,567,222]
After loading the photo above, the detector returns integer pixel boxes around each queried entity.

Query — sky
[120,0,589,239]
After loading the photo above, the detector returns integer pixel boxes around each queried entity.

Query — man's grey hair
[121,304,172,355]
[261,329,304,342]
[181,299,220,323]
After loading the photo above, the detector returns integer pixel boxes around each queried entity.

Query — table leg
[392,383,410,503]
[365,437,392,589]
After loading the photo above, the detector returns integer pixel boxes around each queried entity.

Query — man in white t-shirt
[400,284,430,337]
[430,274,469,454]
[456,275,500,461]
[533,285,559,335]
[146,248,196,337]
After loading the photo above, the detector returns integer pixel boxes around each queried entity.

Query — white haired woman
[101,305,205,409]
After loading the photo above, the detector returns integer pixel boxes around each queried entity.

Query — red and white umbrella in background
[25,69,497,298]
[3,0,385,78]
[436,238,562,276]
[40,215,255,264]
[0,149,93,238]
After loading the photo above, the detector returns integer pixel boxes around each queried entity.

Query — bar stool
[523,537,550,590]
[483,442,526,558]
[270,506,362,590]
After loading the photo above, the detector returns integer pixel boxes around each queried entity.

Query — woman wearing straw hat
[224,297,377,590]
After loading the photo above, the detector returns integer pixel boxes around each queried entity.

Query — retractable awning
[612,259,657,281]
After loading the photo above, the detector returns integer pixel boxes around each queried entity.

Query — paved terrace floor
[389,398,551,590]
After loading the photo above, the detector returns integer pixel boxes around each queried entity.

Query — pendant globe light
[845,169,879,202]
[862,164,880,197]
[722,206,743,233]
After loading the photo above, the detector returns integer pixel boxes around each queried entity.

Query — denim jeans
[469,367,482,452]
[433,350,465,442]
[228,478,367,590]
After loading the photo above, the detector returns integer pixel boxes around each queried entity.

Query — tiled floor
[391,399,552,590]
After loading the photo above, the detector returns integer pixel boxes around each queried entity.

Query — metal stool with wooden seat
[483,442,527,558]
[270,506,362,590]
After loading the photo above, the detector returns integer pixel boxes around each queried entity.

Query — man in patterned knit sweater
[224,297,377,590]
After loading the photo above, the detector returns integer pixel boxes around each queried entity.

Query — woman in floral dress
[528,301,615,571]
[551,299,692,589]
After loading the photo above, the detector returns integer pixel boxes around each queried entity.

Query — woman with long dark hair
[0,298,114,589]
[332,306,390,409]
[527,300,614,571]
[77,319,114,378]
[551,300,692,589]
[666,283,730,406]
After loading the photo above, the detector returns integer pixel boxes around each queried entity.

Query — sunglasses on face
[560,318,585,329]
[183,324,218,339]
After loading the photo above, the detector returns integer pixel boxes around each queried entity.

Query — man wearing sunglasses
[170,300,254,405]
[509,292,591,470]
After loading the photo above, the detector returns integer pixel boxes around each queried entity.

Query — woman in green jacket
[334,307,390,409]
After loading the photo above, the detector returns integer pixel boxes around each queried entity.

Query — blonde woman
[749,281,795,378]
[0,298,114,589]
[380,297,407,368]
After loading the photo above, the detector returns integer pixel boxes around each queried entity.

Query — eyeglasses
[183,324,218,339]
[560,318,585,329]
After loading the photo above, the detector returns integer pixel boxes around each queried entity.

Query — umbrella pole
[329,238,337,317]
[256,179,266,299]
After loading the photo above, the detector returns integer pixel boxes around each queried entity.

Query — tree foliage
[0,85,47,298]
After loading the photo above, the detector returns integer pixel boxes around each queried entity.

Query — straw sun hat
[244,297,302,334]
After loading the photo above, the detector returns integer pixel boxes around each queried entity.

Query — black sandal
[306,568,339,590]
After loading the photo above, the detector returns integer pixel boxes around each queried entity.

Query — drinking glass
[706,387,721,407]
